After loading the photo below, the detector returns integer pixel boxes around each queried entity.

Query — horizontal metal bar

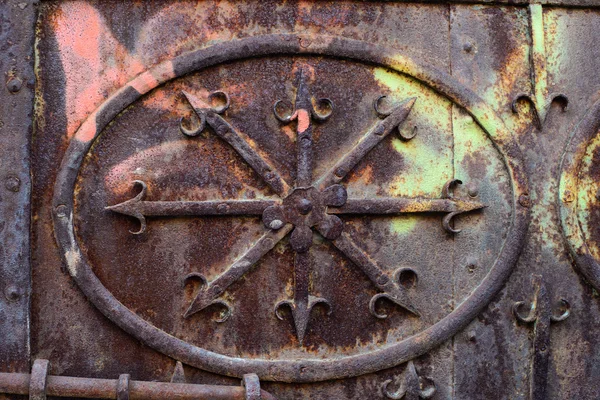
[385,0,600,7]
[0,372,277,400]
[315,0,600,8]
[328,197,485,215]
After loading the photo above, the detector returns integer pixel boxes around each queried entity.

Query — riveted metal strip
[0,0,35,374]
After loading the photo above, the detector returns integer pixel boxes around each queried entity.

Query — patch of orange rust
[280,124,296,142]
[296,109,310,133]
[221,82,250,108]
[347,164,374,186]
[141,85,212,114]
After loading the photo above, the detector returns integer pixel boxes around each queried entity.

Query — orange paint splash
[130,61,175,95]
[296,109,310,133]
[53,2,146,139]
[74,112,98,143]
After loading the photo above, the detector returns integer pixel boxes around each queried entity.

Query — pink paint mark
[296,109,310,133]
[53,2,146,139]
[130,61,175,95]
[74,112,98,143]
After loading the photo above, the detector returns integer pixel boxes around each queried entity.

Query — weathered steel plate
[9,1,600,399]
[51,33,528,383]
[559,98,600,290]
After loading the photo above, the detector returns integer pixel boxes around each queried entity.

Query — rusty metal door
[2,0,600,399]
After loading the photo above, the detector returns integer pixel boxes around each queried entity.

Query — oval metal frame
[53,34,529,383]
[559,97,600,290]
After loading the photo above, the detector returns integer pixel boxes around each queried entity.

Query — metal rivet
[463,42,474,53]
[297,198,313,214]
[5,176,20,192]
[7,77,22,93]
[467,183,479,197]
[55,205,68,218]
[334,168,345,178]
[466,330,477,342]
[269,219,284,230]
[374,125,386,136]
[4,285,20,301]
[216,203,230,213]
[300,38,311,48]
[519,193,531,208]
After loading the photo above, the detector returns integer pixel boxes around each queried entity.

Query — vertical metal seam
[448,4,457,399]
[0,0,35,374]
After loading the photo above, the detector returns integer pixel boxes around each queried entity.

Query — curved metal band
[116,374,130,400]
[558,97,600,291]
[29,359,50,400]
[242,373,261,400]
[53,33,529,383]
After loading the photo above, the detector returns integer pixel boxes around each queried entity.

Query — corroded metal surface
[6,0,600,399]
[559,97,600,291]
[51,33,528,383]
[513,275,570,400]
[0,0,34,377]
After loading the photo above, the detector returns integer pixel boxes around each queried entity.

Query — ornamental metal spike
[170,361,186,383]
[316,96,416,190]
[513,275,570,400]
[182,89,292,196]
[183,225,293,320]
[106,181,278,234]
[106,88,486,341]
[328,231,420,318]
[512,3,568,130]
[382,361,436,400]
[275,251,332,344]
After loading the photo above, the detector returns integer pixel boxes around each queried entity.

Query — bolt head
[467,183,479,197]
[55,204,68,218]
[6,77,22,93]
[5,176,20,192]
[466,330,477,342]
[269,219,284,230]
[519,193,531,208]
[297,198,313,215]
[216,203,230,213]
[5,285,20,301]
